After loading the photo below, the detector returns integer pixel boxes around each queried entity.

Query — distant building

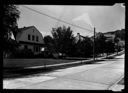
[15,26,44,54]
[103,32,115,41]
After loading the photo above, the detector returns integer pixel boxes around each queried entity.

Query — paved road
[3,54,124,90]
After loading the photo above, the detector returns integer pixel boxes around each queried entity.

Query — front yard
[3,58,82,79]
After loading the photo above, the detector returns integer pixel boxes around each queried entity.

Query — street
[3,54,124,90]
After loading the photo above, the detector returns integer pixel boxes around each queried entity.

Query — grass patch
[118,78,124,85]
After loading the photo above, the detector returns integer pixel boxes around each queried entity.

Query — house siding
[16,26,44,54]
[16,26,44,44]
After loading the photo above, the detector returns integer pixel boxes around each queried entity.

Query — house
[15,26,44,54]
[104,32,115,42]
[75,33,87,43]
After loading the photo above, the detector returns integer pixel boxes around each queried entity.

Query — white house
[75,33,87,43]
[15,26,44,54]
[104,33,115,41]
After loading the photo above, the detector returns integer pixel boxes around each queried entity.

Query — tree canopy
[2,5,20,57]
[44,35,55,53]
[115,29,125,41]
[51,26,75,56]
[95,32,107,55]
[3,5,20,39]
[105,39,115,55]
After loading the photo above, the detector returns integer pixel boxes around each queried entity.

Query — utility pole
[93,27,96,62]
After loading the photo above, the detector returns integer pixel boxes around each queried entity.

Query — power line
[22,5,94,33]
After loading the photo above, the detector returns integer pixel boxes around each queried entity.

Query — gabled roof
[19,26,34,32]
[15,26,35,40]
[75,33,87,39]
[79,34,87,39]
[75,33,89,43]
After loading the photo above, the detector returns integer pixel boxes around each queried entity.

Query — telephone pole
[93,27,96,62]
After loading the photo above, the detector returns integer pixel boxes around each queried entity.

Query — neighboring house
[75,33,87,43]
[104,32,115,42]
[75,32,116,43]
[15,26,44,55]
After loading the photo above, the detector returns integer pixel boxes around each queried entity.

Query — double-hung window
[36,36,39,42]
[32,35,35,41]
[28,34,30,40]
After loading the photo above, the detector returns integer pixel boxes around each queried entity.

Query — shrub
[12,48,34,58]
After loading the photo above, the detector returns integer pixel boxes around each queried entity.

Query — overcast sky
[17,3,125,37]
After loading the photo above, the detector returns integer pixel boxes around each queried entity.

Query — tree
[75,37,93,57]
[44,35,55,53]
[2,5,20,58]
[3,38,19,58]
[120,29,125,40]
[3,5,20,39]
[115,29,125,41]
[114,29,125,54]
[114,36,120,54]
[95,32,107,56]
[105,39,115,56]
[51,26,75,56]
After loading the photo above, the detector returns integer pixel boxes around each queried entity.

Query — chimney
[77,33,80,36]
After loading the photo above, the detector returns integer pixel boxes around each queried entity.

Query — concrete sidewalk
[3,54,124,90]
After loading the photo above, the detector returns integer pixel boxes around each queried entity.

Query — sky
[17,3,125,37]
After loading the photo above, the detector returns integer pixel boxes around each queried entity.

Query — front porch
[19,41,45,55]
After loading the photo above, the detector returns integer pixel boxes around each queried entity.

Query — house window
[32,35,35,41]
[36,36,39,42]
[28,34,30,40]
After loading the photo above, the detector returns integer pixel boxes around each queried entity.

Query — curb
[108,75,124,91]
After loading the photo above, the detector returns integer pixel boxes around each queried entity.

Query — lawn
[4,51,124,68]
[3,58,80,68]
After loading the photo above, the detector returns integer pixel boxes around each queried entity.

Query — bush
[12,48,34,58]
[34,51,53,58]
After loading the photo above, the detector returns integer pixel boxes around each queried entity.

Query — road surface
[3,54,124,90]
